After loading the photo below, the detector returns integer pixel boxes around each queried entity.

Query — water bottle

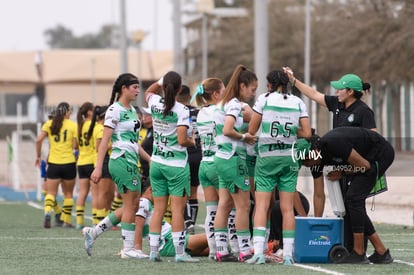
[74,149,79,160]
[40,159,47,178]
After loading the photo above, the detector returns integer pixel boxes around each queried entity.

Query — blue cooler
[294,217,344,263]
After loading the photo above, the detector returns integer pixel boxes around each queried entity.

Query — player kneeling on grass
[302,127,394,264]
[133,180,209,262]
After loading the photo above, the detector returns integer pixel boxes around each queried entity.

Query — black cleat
[54,213,63,227]
[368,249,393,264]
[336,250,370,264]
[44,213,51,229]
[215,253,239,262]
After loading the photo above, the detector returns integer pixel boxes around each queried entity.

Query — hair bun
[362,82,371,91]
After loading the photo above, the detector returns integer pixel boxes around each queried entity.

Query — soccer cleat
[82,227,96,256]
[263,254,276,263]
[264,247,283,263]
[121,249,149,259]
[208,253,216,261]
[215,252,239,262]
[54,213,63,227]
[273,249,283,263]
[175,253,200,263]
[238,252,253,262]
[335,250,369,264]
[368,249,393,264]
[282,255,295,265]
[44,213,51,229]
[149,251,162,262]
[246,254,265,265]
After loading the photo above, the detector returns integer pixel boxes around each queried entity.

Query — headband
[123,79,139,87]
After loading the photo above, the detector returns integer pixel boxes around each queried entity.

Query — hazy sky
[0,0,173,51]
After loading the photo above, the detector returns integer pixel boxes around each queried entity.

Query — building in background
[0,49,172,138]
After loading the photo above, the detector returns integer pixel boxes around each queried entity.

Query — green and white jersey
[253,92,308,157]
[104,102,140,163]
[148,94,190,167]
[137,197,172,250]
[214,97,246,160]
[197,104,217,162]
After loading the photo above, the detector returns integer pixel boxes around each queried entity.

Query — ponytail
[77,102,93,139]
[222,64,257,104]
[161,71,182,117]
[86,105,108,141]
[266,70,290,99]
[51,102,70,135]
[192,78,223,107]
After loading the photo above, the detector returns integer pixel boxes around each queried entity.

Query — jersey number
[54,129,68,142]
[78,132,90,147]
[154,132,168,146]
[270,121,293,138]
[201,133,214,148]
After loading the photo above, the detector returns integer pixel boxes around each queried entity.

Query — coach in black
[303,127,394,264]
[283,68,378,253]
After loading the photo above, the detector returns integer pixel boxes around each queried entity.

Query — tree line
[44,0,413,88]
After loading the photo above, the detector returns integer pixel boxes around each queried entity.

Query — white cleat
[121,249,149,259]
[82,227,96,256]
[246,254,265,265]
[175,253,200,263]
[149,251,162,262]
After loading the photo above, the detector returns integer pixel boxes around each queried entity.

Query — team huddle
[36,64,394,265]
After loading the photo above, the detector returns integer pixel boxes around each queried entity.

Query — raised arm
[144,77,163,104]
[283,67,326,107]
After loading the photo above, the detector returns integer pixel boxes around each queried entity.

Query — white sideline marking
[27,201,42,209]
[294,263,345,275]
[394,260,414,267]
[382,233,414,236]
[12,201,414,272]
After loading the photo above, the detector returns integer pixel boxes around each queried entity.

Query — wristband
[240,134,246,141]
